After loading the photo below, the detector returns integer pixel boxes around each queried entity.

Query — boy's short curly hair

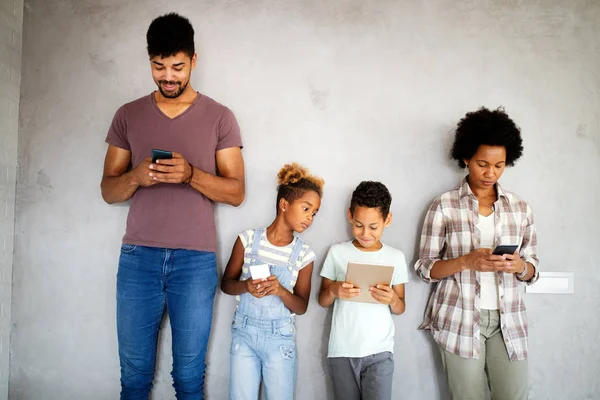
[276,163,324,213]
[147,13,195,59]
[350,181,392,219]
[451,106,524,168]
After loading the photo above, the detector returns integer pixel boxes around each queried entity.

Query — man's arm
[189,147,245,206]
[100,145,156,204]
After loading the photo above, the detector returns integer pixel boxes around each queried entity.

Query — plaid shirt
[415,177,539,361]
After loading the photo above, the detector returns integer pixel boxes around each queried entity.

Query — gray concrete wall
[11,0,600,399]
[0,0,23,398]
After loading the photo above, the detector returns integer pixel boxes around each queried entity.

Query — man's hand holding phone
[131,158,157,188]
[148,149,193,185]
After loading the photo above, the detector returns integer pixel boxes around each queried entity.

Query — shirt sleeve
[391,251,410,285]
[414,198,447,283]
[238,230,253,249]
[319,246,337,281]
[519,203,540,285]
[216,107,243,151]
[299,246,316,269]
[105,105,130,150]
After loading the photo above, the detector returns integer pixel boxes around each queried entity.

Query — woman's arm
[416,199,508,281]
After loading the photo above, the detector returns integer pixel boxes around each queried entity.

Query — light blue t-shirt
[320,241,409,358]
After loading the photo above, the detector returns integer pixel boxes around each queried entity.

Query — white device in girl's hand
[249,263,271,280]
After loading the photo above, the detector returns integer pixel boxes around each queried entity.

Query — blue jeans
[229,313,298,400]
[116,244,218,400]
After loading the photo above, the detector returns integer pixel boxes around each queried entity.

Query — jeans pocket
[230,333,242,356]
[231,316,243,332]
[230,329,252,357]
[278,321,296,340]
[120,244,137,254]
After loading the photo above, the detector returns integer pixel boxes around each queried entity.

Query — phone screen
[151,149,172,163]
[492,245,518,255]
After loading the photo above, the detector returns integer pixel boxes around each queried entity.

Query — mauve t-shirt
[105,92,242,252]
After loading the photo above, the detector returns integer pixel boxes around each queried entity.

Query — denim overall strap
[250,228,264,262]
[236,228,265,303]
[239,228,264,282]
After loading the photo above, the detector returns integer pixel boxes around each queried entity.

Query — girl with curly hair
[221,163,324,400]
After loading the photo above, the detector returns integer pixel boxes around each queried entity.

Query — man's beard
[157,79,188,98]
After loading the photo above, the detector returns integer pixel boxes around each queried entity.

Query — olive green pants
[439,309,528,400]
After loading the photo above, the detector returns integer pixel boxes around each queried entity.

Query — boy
[318,181,409,400]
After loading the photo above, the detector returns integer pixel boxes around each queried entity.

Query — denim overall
[229,228,304,400]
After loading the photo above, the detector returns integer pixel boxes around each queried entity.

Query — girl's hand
[369,284,397,305]
[246,278,267,298]
[259,275,288,297]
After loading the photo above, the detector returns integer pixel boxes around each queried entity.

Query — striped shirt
[415,177,539,361]
[238,229,316,275]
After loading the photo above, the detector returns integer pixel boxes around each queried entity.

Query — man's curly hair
[147,13,195,59]
[451,107,524,168]
[350,181,392,219]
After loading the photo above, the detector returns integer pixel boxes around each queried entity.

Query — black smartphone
[151,149,172,163]
[492,244,518,255]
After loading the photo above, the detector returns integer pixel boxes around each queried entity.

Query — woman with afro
[415,107,539,400]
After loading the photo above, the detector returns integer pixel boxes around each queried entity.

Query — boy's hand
[329,281,361,299]
[369,284,397,305]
